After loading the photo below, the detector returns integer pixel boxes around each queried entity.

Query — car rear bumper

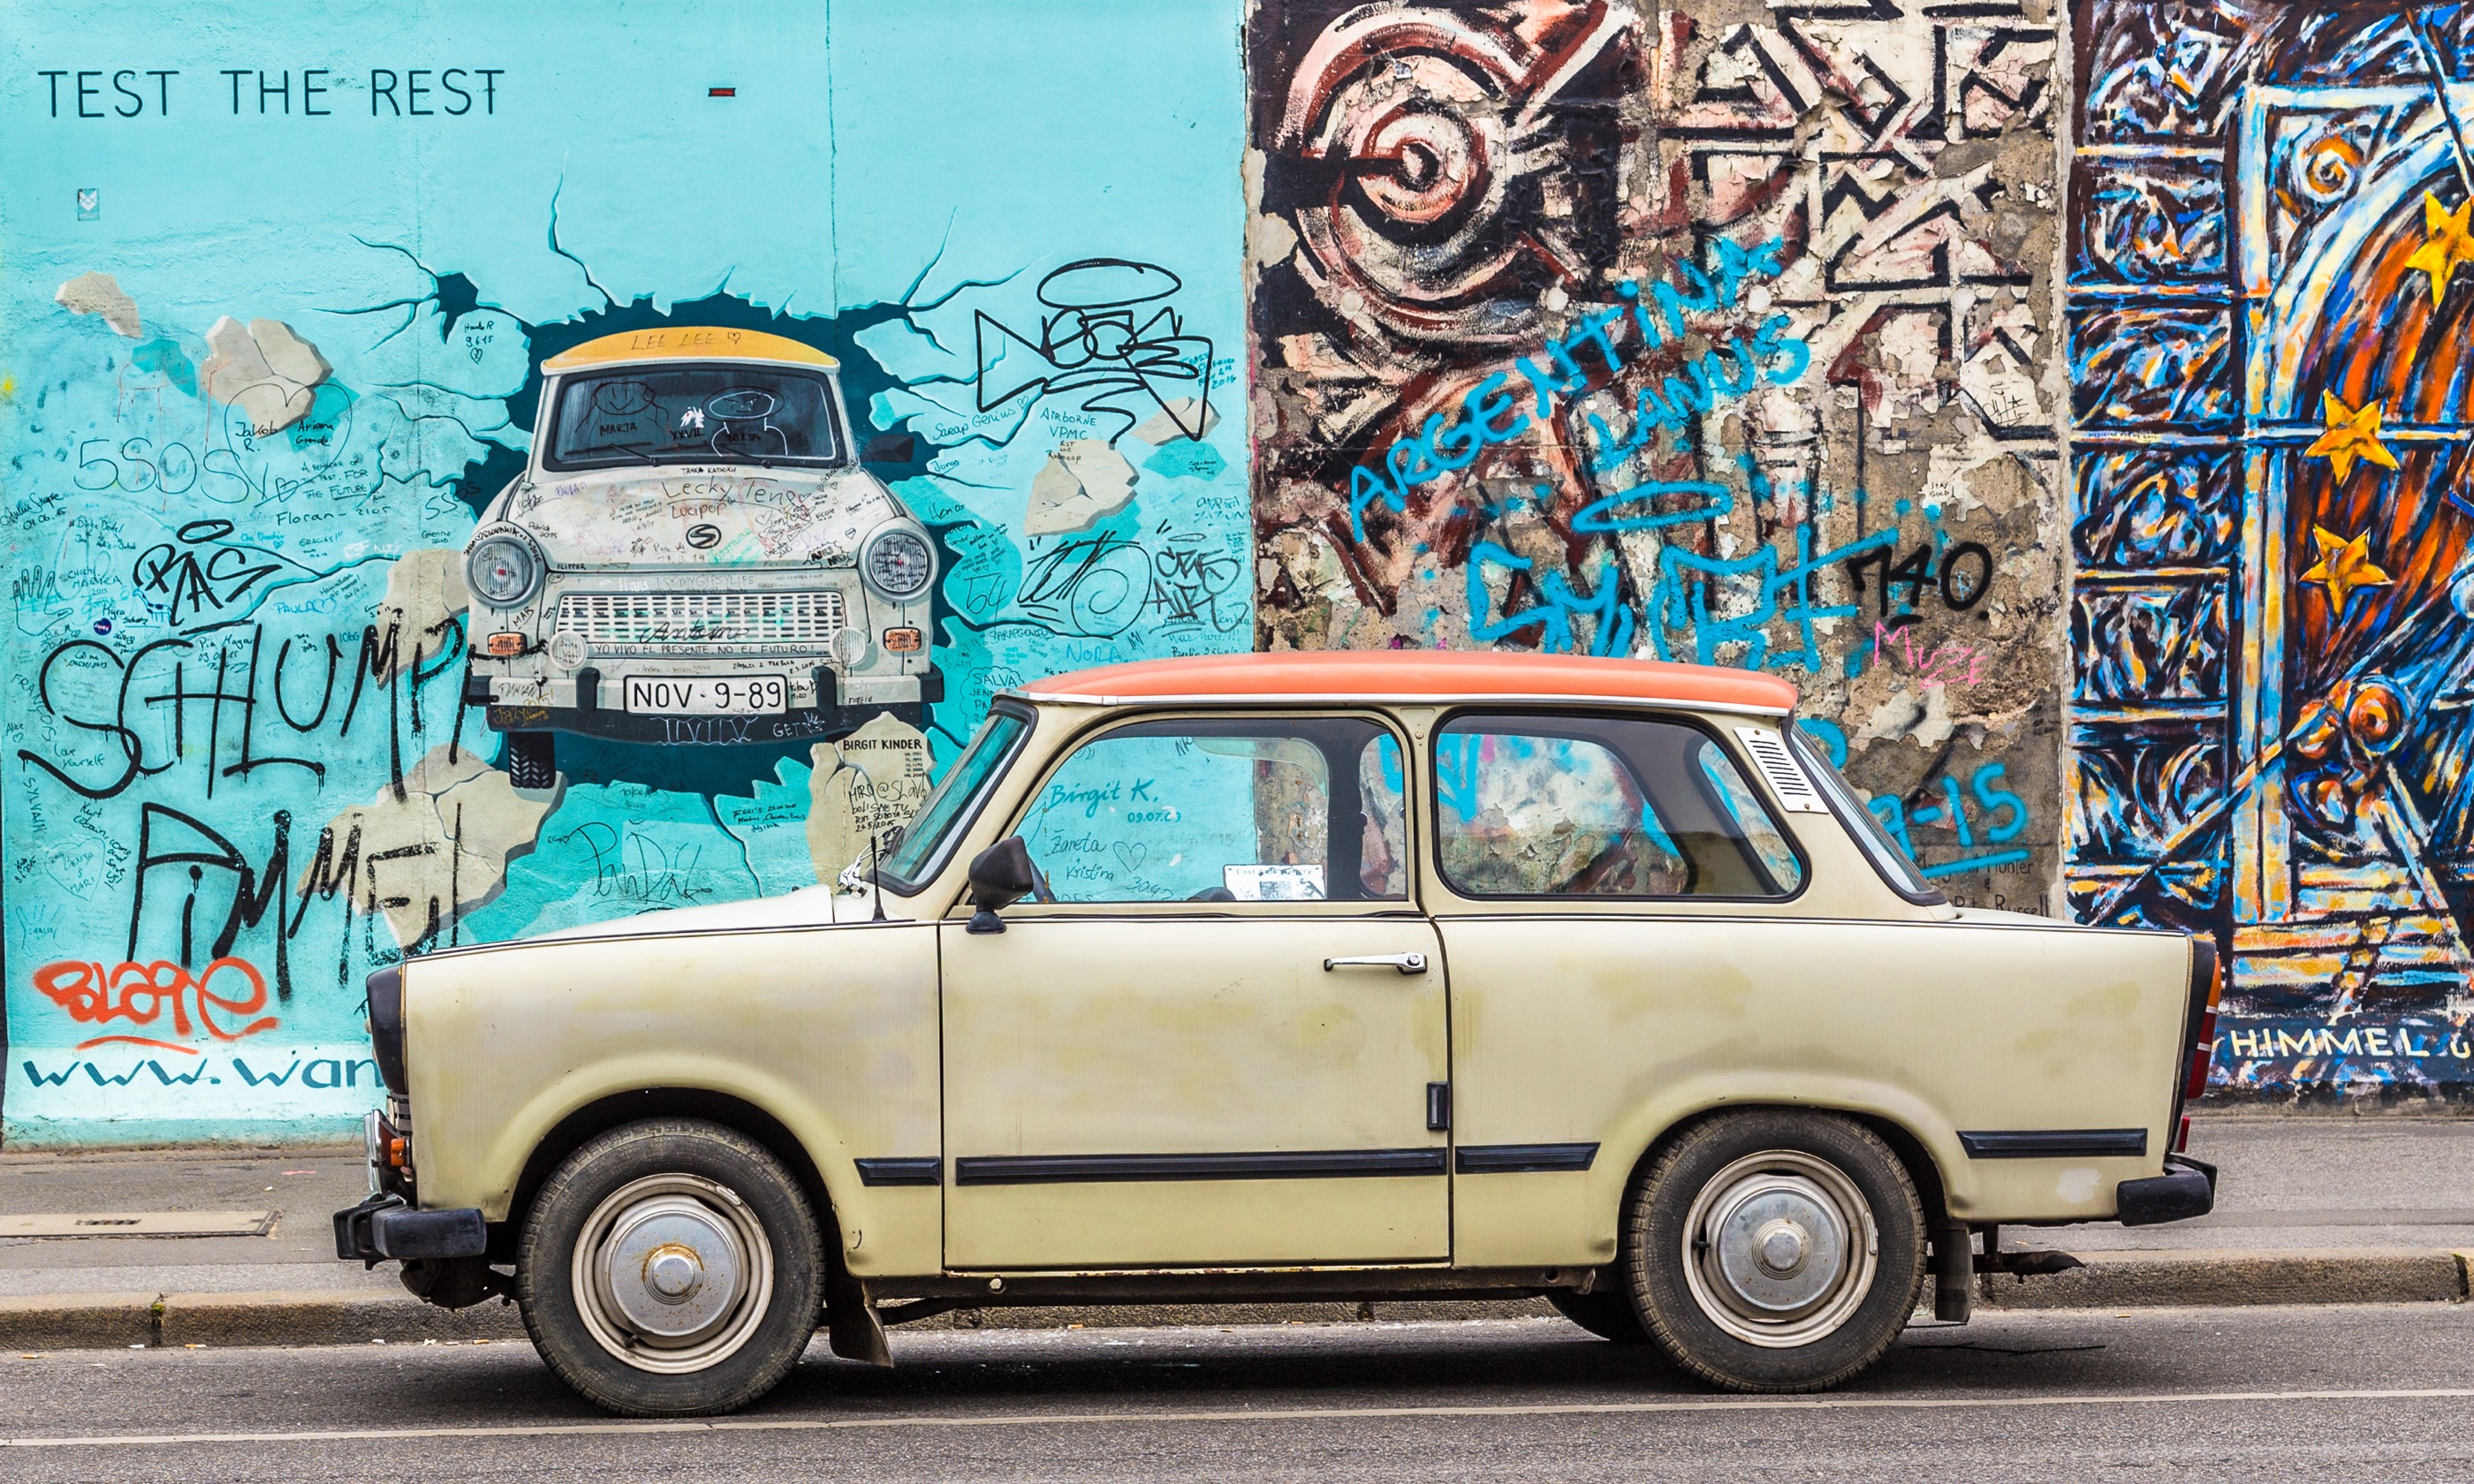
[2116,1153,2217,1226]
[333,1193,487,1262]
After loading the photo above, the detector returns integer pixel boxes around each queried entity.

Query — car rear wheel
[517,1120,823,1416]
[1623,1110,1924,1392]
[504,730,557,790]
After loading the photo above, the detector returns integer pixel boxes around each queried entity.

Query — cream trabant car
[337,652,2220,1416]
[462,326,939,787]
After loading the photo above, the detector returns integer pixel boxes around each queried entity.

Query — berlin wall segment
[1,1,1253,1143]
[2067,0,2474,1098]
[1249,0,2068,913]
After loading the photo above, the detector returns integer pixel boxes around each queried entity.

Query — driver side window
[1014,716,1408,905]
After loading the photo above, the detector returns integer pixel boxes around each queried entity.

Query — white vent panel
[1733,725,1829,814]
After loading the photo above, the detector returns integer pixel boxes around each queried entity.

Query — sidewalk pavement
[1,1112,2467,1350]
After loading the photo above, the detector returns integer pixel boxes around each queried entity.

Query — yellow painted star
[2298,525,2393,613]
[2303,393,2400,482]
[2402,192,2474,307]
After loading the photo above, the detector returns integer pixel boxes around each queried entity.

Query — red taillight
[2174,1114,2191,1153]
[2183,950,2224,1101]
[2184,1010,2218,1098]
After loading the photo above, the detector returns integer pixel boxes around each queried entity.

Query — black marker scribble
[973,259,1213,446]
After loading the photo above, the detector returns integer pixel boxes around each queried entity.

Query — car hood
[492,465,906,569]
[519,881,925,943]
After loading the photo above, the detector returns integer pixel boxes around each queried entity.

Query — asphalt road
[4,1305,2471,1481]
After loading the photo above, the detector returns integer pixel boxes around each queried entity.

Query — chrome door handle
[1323,953,1428,975]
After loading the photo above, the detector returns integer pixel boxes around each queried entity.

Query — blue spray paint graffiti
[1793,719,2032,882]
[1347,238,1810,541]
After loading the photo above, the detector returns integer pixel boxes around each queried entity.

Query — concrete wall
[3,1,2468,1144]
[2064,2,2474,1095]
[1,0,1253,1142]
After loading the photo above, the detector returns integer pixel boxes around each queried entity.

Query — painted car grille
[553,590,846,655]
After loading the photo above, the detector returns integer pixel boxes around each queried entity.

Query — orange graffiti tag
[32,958,280,1052]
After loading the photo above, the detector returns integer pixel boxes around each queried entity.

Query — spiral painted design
[1271,4,1630,347]
[2295,134,2362,206]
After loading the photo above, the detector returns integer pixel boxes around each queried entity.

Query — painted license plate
[624,676,787,715]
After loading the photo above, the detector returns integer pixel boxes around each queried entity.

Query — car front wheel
[1623,1110,1924,1392]
[517,1119,823,1416]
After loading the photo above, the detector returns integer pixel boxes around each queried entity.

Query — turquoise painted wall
[1,0,1250,1143]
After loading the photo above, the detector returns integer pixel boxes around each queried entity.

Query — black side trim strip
[855,1157,944,1187]
[1454,1142,1600,1174]
[1959,1129,2149,1160]
[952,1148,1448,1186]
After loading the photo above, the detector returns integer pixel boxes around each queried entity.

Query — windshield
[543,366,844,471]
[880,709,1030,891]
[1787,728,1946,905]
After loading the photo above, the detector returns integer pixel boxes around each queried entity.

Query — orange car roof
[1017,651,1798,715]
[541,327,839,373]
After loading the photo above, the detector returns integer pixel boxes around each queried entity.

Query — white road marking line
[9,1387,2474,1450]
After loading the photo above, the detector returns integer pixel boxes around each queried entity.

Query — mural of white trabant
[462,327,939,785]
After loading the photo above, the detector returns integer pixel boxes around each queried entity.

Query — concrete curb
[1977,1247,2473,1310]
[0,1291,527,1352]
[2,1251,2463,1351]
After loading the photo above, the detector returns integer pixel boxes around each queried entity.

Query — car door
[1425,709,1819,1268]
[939,709,1449,1270]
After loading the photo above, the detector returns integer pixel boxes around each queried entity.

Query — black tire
[1623,1110,1924,1392]
[517,1120,823,1416]
[505,730,557,790]
[1548,1283,1649,1344]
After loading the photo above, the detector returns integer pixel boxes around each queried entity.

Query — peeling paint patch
[56,271,141,337]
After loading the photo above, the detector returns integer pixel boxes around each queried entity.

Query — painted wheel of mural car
[505,731,557,790]
[517,1119,823,1416]
[1546,1283,1648,1344]
[1624,1111,1924,1393]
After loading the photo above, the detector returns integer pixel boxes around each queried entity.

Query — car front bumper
[333,1192,487,1262]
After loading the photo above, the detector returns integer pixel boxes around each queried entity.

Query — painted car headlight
[467,529,544,608]
[861,526,936,601]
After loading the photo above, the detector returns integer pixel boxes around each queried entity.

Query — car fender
[405,923,944,1276]
[467,1053,861,1226]
[1590,1071,1972,1238]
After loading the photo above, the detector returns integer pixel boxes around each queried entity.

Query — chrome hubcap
[1681,1150,1877,1348]
[572,1174,774,1373]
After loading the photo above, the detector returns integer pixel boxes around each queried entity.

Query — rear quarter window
[1432,713,1805,900]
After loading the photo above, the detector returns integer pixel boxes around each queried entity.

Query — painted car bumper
[477,664,941,743]
[486,698,928,746]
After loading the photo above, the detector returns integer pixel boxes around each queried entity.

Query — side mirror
[964,837,1037,935]
[861,432,917,465]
